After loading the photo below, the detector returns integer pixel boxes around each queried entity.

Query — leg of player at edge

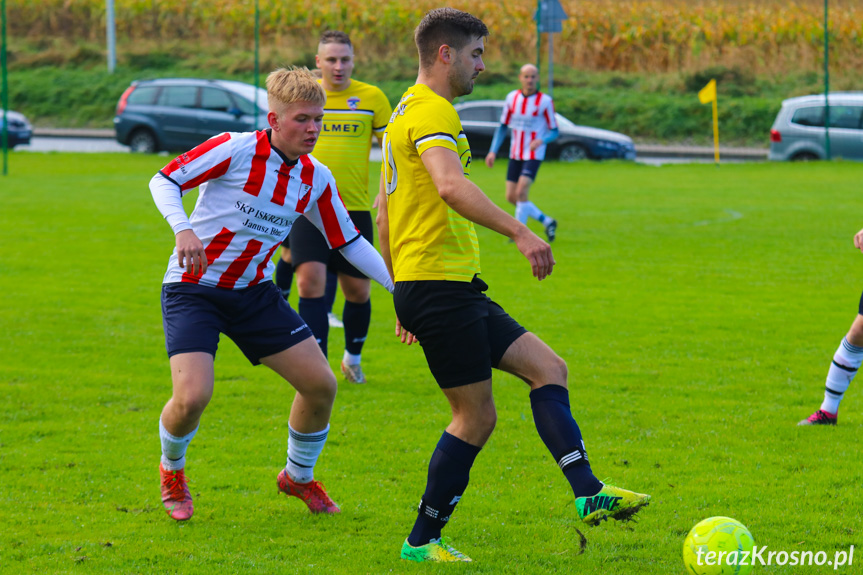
[799,313,863,425]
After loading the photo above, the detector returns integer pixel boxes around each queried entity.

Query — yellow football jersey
[381,84,481,283]
[314,79,391,210]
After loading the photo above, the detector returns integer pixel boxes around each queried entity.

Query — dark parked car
[454,99,636,162]
[114,78,268,153]
[0,110,33,148]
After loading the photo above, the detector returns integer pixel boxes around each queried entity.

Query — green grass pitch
[1,152,861,573]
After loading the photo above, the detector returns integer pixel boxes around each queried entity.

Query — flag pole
[712,97,720,166]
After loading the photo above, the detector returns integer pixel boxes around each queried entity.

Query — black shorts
[393,276,528,388]
[506,159,543,183]
[161,281,313,365]
[289,211,373,278]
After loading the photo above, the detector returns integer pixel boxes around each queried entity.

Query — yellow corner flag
[698,79,720,164]
[698,79,717,104]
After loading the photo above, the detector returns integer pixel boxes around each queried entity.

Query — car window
[127,86,158,106]
[200,88,234,113]
[230,94,258,116]
[790,106,825,127]
[459,106,497,122]
[829,105,863,130]
[158,86,199,108]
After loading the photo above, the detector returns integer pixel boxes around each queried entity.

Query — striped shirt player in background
[484,63,559,242]
[377,8,649,563]
[798,226,863,425]
[149,67,393,522]
[284,30,392,384]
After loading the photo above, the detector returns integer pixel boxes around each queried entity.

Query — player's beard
[448,65,476,98]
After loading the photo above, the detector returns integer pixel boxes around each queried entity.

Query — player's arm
[375,175,395,281]
[149,172,207,276]
[531,99,560,151]
[421,147,555,281]
[338,237,393,293]
[374,177,416,345]
[484,123,508,168]
[853,227,863,253]
[529,127,559,151]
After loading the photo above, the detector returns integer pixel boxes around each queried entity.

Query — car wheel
[559,144,588,163]
[791,151,819,162]
[128,128,158,153]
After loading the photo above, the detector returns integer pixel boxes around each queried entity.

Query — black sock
[530,384,603,498]
[343,299,371,356]
[298,296,329,357]
[407,432,481,547]
[275,259,293,300]
[324,270,338,314]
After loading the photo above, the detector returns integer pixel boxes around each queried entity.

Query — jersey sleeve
[371,87,393,136]
[302,169,361,250]
[159,132,234,193]
[543,96,558,130]
[410,101,462,156]
[500,91,515,125]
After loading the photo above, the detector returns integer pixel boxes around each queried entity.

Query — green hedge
[8,63,790,146]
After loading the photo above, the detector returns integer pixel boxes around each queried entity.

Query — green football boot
[401,537,472,562]
[575,483,651,526]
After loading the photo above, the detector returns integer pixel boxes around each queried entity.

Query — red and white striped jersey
[499,89,558,161]
[152,129,359,289]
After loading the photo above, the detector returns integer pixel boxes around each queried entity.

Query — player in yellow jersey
[279,31,392,384]
[376,8,650,563]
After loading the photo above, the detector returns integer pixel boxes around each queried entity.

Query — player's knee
[171,393,210,422]
[308,372,338,406]
[848,315,863,345]
[295,271,325,297]
[471,402,497,436]
[542,354,568,387]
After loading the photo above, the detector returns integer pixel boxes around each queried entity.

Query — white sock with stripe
[286,424,329,484]
[522,201,548,225]
[160,419,198,471]
[515,202,529,224]
[821,337,863,414]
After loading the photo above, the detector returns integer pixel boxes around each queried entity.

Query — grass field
[1,153,862,574]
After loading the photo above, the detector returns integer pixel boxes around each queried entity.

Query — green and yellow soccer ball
[682,516,755,575]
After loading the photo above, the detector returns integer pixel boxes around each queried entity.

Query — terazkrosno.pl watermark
[696,545,854,570]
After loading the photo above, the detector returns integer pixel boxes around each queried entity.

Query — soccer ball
[682,516,755,575]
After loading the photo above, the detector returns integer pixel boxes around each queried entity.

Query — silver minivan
[769,92,863,161]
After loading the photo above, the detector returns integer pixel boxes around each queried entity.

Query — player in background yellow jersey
[278,31,392,384]
[377,8,650,563]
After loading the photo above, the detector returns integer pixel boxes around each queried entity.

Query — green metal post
[2,0,8,176]
[535,0,541,91]
[254,0,260,129]
[824,0,831,160]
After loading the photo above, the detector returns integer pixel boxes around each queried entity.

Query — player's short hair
[265,66,326,112]
[414,8,489,70]
[319,30,352,49]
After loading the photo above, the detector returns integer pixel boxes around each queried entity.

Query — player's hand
[513,226,555,281]
[855,228,863,253]
[395,318,418,345]
[529,139,543,151]
[176,229,207,276]
[484,152,496,168]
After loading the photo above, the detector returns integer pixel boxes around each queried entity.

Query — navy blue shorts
[506,159,543,183]
[289,211,373,278]
[393,276,528,388]
[161,281,313,365]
